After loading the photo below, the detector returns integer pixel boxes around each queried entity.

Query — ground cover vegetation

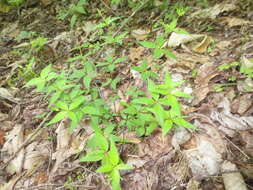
[1,0,253,189]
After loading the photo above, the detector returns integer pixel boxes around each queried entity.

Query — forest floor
[1,0,253,189]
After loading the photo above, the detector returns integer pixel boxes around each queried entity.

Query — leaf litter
[1,0,253,189]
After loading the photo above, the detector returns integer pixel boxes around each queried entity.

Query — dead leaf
[184,135,223,180]
[189,2,236,20]
[231,94,252,115]
[193,36,213,53]
[211,98,253,130]
[166,32,204,48]
[0,87,20,103]
[172,127,191,150]
[221,161,247,190]
[0,130,5,145]
[221,17,252,27]
[2,124,25,174]
[129,46,145,62]
[193,62,219,104]
[138,129,172,160]
[51,119,88,173]
[131,29,150,41]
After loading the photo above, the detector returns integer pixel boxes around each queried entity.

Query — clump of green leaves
[139,36,176,59]
[121,73,195,136]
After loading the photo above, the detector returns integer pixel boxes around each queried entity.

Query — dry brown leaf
[51,119,88,173]
[131,29,150,41]
[138,129,172,160]
[211,98,253,130]
[184,135,223,180]
[129,46,145,62]
[193,36,213,53]
[221,161,247,190]
[2,124,25,174]
[239,131,253,157]
[0,130,5,145]
[221,17,252,27]
[189,2,236,20]
[231,94,252,115]
[193,62,219,104]
[166,32,204,48]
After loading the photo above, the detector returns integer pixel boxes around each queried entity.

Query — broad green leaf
[96,164,113,173]
[49,91,62,105]
[80,150,104,162]
[171,90,191,98]
[110,169,121,190]
[115,163,134,170]
[156,36,165,47]
[153,48,164,59]
[162,119,173,135]
[108,140,119,166]
[139,41,156,49]
[132,97,155,105]
[25,78,43,87]
[95,132,109,151]
[174,118,196,129]
[55,101,68,110]
[69,96,85,110]
[83,76,92,89]
[47,111,68,125]
[68,111,79,124]
[149,104,165,127]
[167,95,181,116]
[164,50,176,59]
[70,14,77,29]
[82,106,101,115]
[40,64,52,78]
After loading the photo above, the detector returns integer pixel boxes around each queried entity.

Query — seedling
[139,36,176,59]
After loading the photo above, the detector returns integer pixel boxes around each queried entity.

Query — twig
[0,111,53,170]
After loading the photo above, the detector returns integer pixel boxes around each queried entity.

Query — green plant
[81,133,133,190]
[121,73,195,136]
[131,59,158,80]
[161,18,188,36]
[139,36,176,59]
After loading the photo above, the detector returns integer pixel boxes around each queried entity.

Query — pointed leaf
[80,150,105,162]
[47,111,68,125]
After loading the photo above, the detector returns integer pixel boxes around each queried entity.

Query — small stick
[0,111,53,170]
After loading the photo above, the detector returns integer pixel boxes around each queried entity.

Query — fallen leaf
[2,124,25,174]
[131,29,150,41]
[211,98,253,130]
[189,2,236,20]
[221,17,252,27]
[166,32,204,48]
[221,161,247,190]
[193,36,213,53]
[184,135,223,180]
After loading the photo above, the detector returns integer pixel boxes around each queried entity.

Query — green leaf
[95,132,109,151]
[82,106,101,115]
[47,111,68,125]
[83,76,92,89]
[70,14,77,29]
[115,163,133,170]
[153,48,164,59]
[139,41,156,49]
[108,140,119,166]
[162,119,173,135]
[172,90,191,98]
[132,97,155,105]
[55,101,69,110]
[110,169,121,190]
[67,111,79,124]
[40,64,52,78]
[96,164,113,173]
[25,78,44,87]
[174,118,196,129]
[69,96,85,110]
[80,150,105,162]
[149,104,165,127]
